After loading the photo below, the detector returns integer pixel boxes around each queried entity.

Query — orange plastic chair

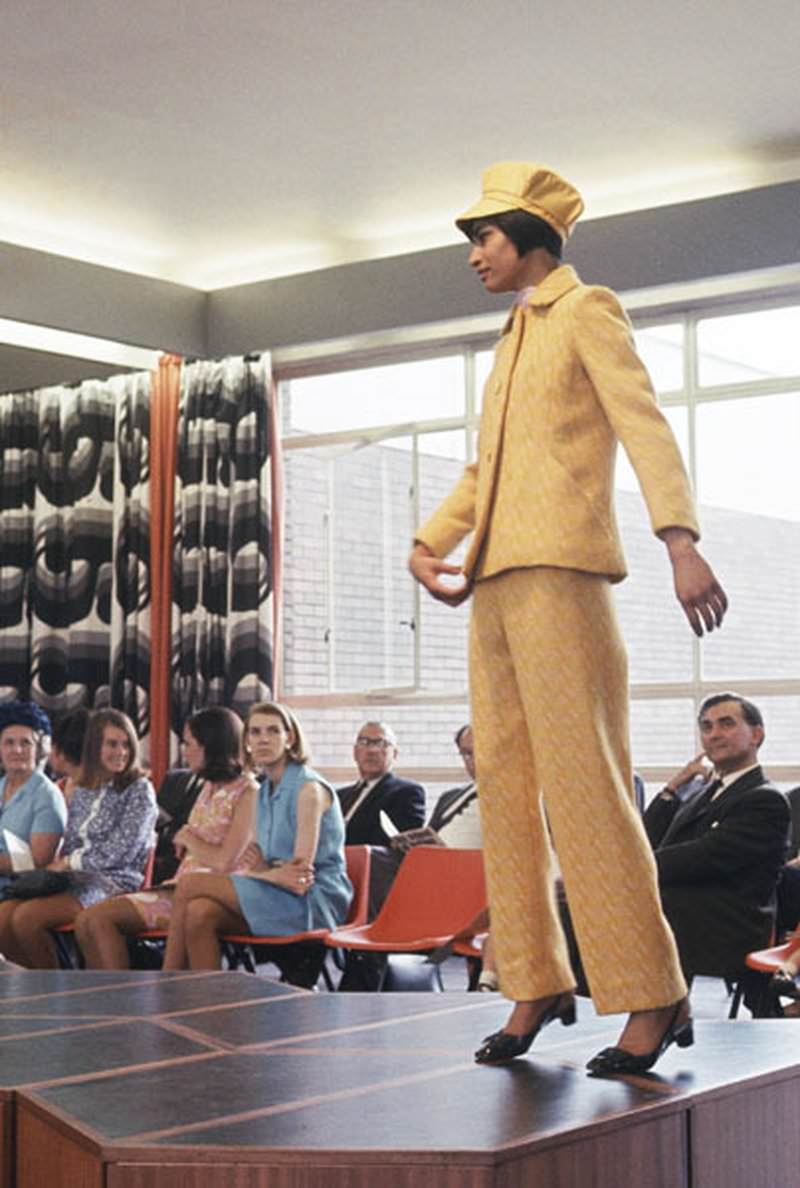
[220,845,371,986]
[325,847,487,989]
[724,929,797,1017]
[745,932,800,975]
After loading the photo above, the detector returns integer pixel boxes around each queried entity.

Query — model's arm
[409,461,479,605]
[573,287,727,636]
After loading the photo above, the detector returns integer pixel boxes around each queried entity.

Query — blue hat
[0,700,52,736]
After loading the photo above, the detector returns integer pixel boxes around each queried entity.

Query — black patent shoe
[475,994,576,1065]
[771,970,800,1000]
[586,999,693,1076]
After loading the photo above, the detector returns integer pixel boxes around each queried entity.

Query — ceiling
[3,0,800,294]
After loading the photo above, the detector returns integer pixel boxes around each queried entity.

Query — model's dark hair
[52,708,91,767]
[698,692,764,731]
[460,210,563,259]
[80,709,143,791]
[186,707,243,783]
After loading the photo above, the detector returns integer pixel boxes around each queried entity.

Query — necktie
[685,777,723,820]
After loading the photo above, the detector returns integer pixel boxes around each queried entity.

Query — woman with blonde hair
[163,700,351,970]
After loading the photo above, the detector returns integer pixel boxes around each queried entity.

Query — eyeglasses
[355,737,393,749]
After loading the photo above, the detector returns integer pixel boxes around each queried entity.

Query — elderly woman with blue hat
[0,701,67,891]
[410,161,728,1076]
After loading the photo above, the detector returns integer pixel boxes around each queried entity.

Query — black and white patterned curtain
[0,375,152,743]
[170,355,275,748]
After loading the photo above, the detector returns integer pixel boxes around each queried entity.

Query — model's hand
[409,544,472,607]
[662,530,728,636]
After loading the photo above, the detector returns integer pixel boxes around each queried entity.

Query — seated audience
[0,708,156,969]
[644,692,790,1007]
[75,707,256,969]
[369,724,480,915]
[48,708,91,803]
[0,701,67,892]
[342,725,493,992]
[163,701,352,970]
[337,721,425,845]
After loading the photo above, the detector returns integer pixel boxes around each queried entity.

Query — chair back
[369,847,486,944]
[343,845,371,926]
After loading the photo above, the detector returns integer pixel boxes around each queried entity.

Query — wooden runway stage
[1,966,799,1188]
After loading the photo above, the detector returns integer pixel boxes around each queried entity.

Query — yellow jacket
[417,266,699,583]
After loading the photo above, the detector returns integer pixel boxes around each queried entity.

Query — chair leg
[53,931,79,970]
[728,980,744,1019]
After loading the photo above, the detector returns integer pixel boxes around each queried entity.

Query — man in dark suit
[337,721,425,846]
[644,692,790,1005]
[152,768,204,884]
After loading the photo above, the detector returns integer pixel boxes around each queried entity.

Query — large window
[277,297,800,786]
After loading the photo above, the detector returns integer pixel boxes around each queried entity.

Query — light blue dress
[231,762,352,935]
[0,770,67,892]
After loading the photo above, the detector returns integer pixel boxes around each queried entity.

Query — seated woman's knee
[185,896,225,935]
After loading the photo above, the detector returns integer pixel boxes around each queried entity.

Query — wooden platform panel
[1,970,799,1188]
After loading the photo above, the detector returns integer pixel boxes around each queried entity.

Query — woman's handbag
[0,869,72,900]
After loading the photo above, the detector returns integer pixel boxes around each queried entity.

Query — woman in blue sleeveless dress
[164,701,351,969]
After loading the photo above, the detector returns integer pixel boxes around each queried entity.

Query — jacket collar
[501,265,581,333]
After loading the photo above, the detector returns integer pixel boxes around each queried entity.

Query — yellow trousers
[470,567,686,1014]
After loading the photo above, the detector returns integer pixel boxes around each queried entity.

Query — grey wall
[2,180,798,392]
[207,179,800,356]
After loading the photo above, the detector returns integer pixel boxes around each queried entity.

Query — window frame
[274,281,800,784]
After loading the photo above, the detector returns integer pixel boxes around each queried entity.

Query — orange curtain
[268,376,284,698]
[149,354,182,788]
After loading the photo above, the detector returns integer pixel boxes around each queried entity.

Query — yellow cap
[456,161,584,242]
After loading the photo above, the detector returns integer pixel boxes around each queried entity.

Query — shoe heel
[675,1021,694,1049]
[559,998,577,1027]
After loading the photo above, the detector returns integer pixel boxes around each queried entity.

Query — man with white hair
[336,721,425,845]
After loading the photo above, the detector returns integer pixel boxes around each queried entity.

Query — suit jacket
[337,772,425,846]
[416,266,699,583]
[153,768,204,884]
[427,782,478,834]
[644,766,791,976]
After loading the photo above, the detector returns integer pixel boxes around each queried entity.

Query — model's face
[100,725,132,778]
[246,713,291,771]
[467,224,528,293]
[457,727,476,781]
[353,724,396,780]
[181,725,206,774]
[698,700,763,775]
[0,726,38,781]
